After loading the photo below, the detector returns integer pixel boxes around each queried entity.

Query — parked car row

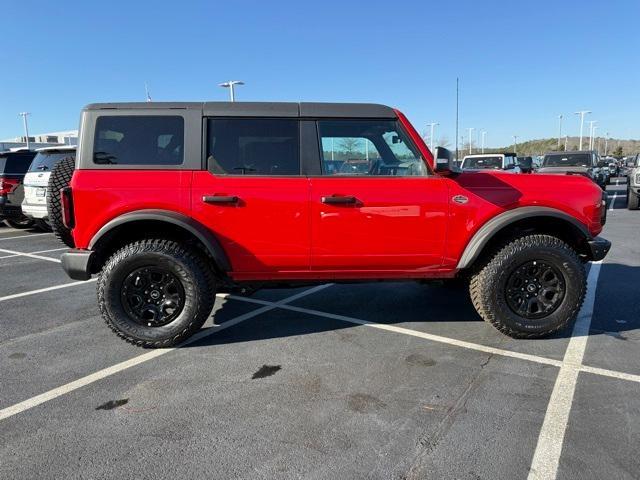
[0,146,76,229]
[459,150,625,191]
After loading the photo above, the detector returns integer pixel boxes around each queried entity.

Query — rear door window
[206,118,300,175]
[28,152,75,172]
[0,154,34,175]
[93,116,184,165]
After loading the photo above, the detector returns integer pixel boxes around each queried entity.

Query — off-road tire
[469,235,586,338]
[46,155,75,247]
[627,187,639,210]
[98,239,216,348]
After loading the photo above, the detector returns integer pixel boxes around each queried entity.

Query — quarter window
[317,120,427,176]
[206,119,300,175]
[93,116,184,165]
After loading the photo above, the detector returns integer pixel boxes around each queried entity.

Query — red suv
[53,102,610,347]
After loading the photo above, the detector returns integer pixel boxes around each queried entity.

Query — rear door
[191,117,311,277]
[309,119,448,274]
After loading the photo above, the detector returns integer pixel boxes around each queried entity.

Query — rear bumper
[61,249,94,281]
[587,237,611,261]
[0,198,25,220]
[21,202,48,219]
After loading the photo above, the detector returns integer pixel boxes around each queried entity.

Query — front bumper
[587,237,611,262]
[61,249,94,280]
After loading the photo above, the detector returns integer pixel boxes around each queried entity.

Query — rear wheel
[3,217,35,229]
[469,235,586,338]
[97,239,216,348]
[46,155,75,247]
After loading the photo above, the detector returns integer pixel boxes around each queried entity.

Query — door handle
[203,195,240,205]
[321,195,358,205]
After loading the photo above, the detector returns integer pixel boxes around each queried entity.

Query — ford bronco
[52,102,610,347]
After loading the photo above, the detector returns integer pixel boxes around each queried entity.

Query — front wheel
[97,239,216,348]
[469,235,586,338]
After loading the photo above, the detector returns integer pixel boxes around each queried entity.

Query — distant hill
[476,137,640,157]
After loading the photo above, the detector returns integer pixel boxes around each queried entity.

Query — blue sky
[1,0,638,146]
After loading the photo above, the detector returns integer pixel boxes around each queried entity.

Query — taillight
[61,187,75,229]
[0,178,18,196]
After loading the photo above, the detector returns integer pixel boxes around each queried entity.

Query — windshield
[28,151,74,172]
[543,153,591,167]
[462,156,502,169]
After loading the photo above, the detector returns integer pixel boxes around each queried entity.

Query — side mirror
[504,163,515,170]
[518,157,533,173]
[433,147,459,174]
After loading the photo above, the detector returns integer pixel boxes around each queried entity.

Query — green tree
[612,146,623,157]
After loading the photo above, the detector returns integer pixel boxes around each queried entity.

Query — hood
[536,166,590,176]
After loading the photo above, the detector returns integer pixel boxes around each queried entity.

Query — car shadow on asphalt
[181,262,639,349]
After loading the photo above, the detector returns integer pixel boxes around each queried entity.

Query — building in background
[0,130,78,151]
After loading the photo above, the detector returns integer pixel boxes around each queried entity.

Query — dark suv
[538,150,608,190]
[0,149,37,228]
[51,102,610,347]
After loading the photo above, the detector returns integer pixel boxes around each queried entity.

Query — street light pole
[467,127,474,154]
[574,110,591,150]
[481,130,487,153]
[592,126,599,153]
[557,114,563,149]
[513,135,518,156]
[604,133,609,156]
[219,80,245,101]
[564,135,569,151]
[18,112,31,150]
[588,120,597,150]
[426,122,439,151]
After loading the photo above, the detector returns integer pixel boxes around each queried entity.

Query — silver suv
[627,154,640,210]
[22,146,76,226]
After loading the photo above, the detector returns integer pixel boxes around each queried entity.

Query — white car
[461,153,521,173]
[21,146,76,228]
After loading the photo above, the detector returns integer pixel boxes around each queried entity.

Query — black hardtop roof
[83,101,397,119]
[544,150,596,156]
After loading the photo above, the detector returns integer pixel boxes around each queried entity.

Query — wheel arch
[457,207,592,270]
[89,210,232,274]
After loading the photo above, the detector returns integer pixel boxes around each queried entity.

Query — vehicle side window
[206,118,300,175]
[93,116,184,165]
[317,120,428,177]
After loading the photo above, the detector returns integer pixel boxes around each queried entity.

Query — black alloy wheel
[121,266,185,327]
[505,260,566,319]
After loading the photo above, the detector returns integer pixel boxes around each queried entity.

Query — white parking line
[0,233,52,241]
[609,191,618,211]
[527,261,602,480]
[0,279,97,302]
[0,284,330,422]
[0,248,61,263]
[0,247,66,260]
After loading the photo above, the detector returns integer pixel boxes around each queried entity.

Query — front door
[310,119,448,275]
[191,118,310,278]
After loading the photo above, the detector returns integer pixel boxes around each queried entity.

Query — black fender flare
[89,209,232,272]
[456,206,591,269]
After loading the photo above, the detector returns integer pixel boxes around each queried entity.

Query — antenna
[455,77,459,163]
